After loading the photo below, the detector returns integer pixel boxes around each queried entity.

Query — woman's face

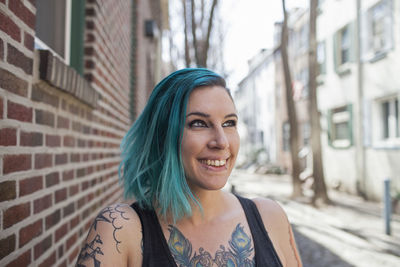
[181,86,240,193]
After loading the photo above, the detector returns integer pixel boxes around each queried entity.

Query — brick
[55,223,68,242]
[71,153,80,162]
[68,247,79,264]
[19,219,43,247]
[0,128,17,146]
[66,233,77,250]
[9,0,35,29]
[58,245,64,260]
[62,170,74,181]
[77,196,86,209]
[63,135,75,147]
[34,235,52,260]
[3,154,31,174]
[35,109,55,127]
[19,176,43,196]
[58,259,67,267]
[77,168,86,178]
[20,131,43,146]
[7,100,32,122]
[45,209,61,230]
[7,43,33,75]
[0,69,28,97]
[69,184,79,196]
[69,215,79,229]
[5,249,31,267]
[72,121,81,132]
[63,203,75,218]
[24,31,34,51]
[57,116,69,129]
[0,12,21,42]
[3,202,30,228]
[32,85,59,108]
[55,153,68,165]
[0,181,16,201]
[45,172,59,188]
[55,188,67,203]
[34,194,52,214]
[45,134,61,147]
[35,153,52,169]
[77,139,86,148]
[0,235,16,260]
[39,251,56,267]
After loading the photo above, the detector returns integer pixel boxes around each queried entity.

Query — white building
[317,0,400,199]
[235,49,277,167]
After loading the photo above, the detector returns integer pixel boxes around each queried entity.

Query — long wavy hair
[119,68,228,222]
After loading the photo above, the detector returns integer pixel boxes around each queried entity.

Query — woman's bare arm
[76,203,142,267]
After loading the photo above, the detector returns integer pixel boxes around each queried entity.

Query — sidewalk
[228,170,400,267]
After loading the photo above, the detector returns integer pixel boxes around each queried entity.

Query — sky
[220,0,307,88]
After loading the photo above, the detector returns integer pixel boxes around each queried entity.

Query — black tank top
[130,195,283,267]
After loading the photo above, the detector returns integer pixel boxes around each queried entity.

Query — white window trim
[372,94,400,148]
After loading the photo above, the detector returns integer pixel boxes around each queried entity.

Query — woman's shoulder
[76,202,143,267]
[251,197,303,267]
[251,197,288,224]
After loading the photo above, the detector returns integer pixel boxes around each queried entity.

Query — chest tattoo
[168,223,255,267]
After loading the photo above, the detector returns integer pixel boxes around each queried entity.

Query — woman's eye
[189,120,207,128]
[223,120,237,127]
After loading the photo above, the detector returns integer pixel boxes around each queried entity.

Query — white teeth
[202,159,227,167]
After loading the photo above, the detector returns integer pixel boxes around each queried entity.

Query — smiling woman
[76,68,302,267]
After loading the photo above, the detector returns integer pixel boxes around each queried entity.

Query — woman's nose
[208,127,229,149]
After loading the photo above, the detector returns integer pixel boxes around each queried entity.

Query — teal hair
[119,68,227,222]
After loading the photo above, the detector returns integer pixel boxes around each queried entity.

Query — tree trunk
[281,0,303,198]
[309,0,331,205]
[182,0,191,67]
[199,0,218,67]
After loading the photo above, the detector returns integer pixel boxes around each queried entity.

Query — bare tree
[281,0,303,198]
[182,0,219,68]
[309,0,331,204]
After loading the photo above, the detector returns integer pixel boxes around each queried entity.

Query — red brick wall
[0,0,134,266]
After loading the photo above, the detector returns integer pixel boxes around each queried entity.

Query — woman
[76,68,302,267]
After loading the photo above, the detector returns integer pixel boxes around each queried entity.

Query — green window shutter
[70,0,86,75]
[327,109,333,147]
[347,104,354,146]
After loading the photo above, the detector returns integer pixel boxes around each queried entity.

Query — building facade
[235,49,276,167]
[0,0,165,266]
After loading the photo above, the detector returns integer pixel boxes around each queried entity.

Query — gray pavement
[227,170,400,267]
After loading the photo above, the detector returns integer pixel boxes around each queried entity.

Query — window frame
[327,104,353,149]
[34,0,85,75]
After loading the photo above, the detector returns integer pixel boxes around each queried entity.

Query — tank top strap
[235,195,283,267]
[130,202,177,267]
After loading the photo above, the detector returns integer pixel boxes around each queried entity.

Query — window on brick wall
[327,105,353,148]
[361,0,393,62]
[35,0,85,74]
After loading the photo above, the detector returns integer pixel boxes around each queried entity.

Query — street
[227,170,400,267]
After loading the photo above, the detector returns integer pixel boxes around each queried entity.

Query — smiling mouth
[199,159,227,167]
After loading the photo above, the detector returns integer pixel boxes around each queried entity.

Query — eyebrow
[186,112,238,119]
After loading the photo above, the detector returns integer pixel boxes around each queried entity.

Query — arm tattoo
[167,223,255,267]
[77,234,104,267]
[76,204,130,266]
